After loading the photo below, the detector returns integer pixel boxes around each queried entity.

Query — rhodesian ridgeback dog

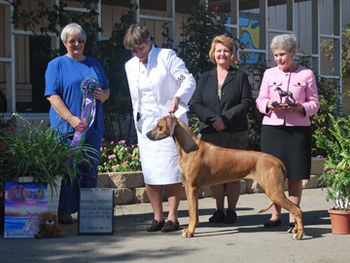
[146,115,304,240]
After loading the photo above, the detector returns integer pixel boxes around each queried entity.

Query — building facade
[0,0,348,118]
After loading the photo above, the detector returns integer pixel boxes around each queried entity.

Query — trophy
[272,87,296,107]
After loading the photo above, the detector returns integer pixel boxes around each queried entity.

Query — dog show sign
[78,188,115,235]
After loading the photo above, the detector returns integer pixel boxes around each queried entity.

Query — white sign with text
[79,188,115,234]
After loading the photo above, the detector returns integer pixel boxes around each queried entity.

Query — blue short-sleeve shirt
[45,55,109,135]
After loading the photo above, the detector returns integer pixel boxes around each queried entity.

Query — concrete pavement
[0,188,349,263]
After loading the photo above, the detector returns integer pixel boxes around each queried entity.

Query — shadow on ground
[112,208,331,239]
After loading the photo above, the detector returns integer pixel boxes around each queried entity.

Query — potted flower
[0,114,98,212]
[314,114,350,234]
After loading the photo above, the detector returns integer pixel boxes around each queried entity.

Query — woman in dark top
[191,34,251,224]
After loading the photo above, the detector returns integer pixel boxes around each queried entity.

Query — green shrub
[315,114,350,210]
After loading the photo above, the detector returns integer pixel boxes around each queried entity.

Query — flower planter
[98,171,145,204]
[329,209,350,235]
[47,177,62,214]
[310,157,325,176]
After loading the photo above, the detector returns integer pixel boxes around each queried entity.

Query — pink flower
[108,154,116,160]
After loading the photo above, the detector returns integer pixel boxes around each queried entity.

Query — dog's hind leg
[263,189,304,240]
[182,184,199,238]
[277,197,303,240]
[257,170,304,240]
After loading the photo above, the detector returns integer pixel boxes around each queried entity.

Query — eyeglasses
[68,38,85,45]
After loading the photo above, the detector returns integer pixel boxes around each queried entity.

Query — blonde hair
[208,35,236,65]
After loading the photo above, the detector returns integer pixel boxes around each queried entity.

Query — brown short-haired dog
[146,115,303,240]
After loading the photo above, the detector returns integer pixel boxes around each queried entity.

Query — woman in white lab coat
[124,24,196,232]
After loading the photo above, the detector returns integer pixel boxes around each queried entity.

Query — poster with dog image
[4,182,48,238]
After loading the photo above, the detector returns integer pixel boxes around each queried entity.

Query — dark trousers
[58,129,102,214]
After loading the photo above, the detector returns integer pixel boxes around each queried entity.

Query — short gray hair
[123,24,151,50]
[270,34,297,52]
[60,23,87,43]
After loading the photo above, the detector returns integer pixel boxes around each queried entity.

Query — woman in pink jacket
[256,34,320,230]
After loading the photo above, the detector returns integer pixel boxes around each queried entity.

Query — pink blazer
[256,66,320,126]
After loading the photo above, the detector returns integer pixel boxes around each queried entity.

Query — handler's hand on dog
[169,96,180,114]
[211,117,226,131]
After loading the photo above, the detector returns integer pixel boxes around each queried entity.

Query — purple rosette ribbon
[71,77,100,147]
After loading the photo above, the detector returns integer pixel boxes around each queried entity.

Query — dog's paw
[181,228,194,238]
[292,232,303,240]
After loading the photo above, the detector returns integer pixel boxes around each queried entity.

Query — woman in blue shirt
[45,23,110,224]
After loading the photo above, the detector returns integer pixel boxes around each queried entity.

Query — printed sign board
[79,188,115,235]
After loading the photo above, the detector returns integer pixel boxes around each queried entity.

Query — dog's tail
[258,202,274,213]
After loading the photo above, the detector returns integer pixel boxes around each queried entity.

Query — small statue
[273,87,296,107]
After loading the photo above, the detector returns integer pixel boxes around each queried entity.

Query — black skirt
[260,125,311,180]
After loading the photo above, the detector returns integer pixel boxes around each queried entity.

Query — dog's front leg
[182,184,199,238]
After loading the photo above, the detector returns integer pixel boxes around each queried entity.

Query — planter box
[47,178,61,214]
[310,157,325,175]
[98,171,144,188]
[98,171,145,205]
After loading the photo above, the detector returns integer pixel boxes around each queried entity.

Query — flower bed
[98,139,141,173]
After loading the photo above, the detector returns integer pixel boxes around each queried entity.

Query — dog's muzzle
[146,131,154,140]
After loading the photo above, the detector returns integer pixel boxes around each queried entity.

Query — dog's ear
[174,124,198,153]
[167,115,177,136]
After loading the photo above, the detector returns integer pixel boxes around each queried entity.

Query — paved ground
[0,188,349,263]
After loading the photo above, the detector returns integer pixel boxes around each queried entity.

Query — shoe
[263,219,282,228]
[161,220,180,232]
[58,213,74,224]
[223,209,237,224]
[209,210,225,223]
[146,219,165,232]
